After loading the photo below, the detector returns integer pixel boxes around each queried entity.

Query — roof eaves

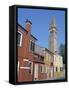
[18,24,37,40]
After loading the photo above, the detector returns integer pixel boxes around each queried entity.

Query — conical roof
[50,16,57,29]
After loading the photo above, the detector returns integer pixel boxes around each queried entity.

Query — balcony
[34,44,45,57]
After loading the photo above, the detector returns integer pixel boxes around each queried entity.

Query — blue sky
[18,8,65,50]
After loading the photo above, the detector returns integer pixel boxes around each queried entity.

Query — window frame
[17,61,20,73]
[30,40,35,52]
[45,66,47,73]
[56,67,58,72]
[60,67,63,71]
[41,64,44,73]
[18,31,23,47]
[29,61,33,75]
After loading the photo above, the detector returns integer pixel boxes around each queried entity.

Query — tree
[59,44,65,64]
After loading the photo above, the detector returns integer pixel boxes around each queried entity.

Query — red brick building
[17,20,45,82]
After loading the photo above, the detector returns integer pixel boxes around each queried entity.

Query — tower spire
[50,16,57,29]
[49,16,57,53]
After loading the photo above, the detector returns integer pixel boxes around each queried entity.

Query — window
[29,62,33,74]
[30,41,35,51]
[41,65,44,73]
[45,67,47,73]
[44,66,47,73]
[56,67,57,72]
[50,62,53,66]
[17,61,19,73]
[60,67,63,71]
[41,66,42,72]
[40,56,44,61]
[18,31,22,47]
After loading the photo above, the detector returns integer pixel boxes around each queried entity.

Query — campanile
[49,16,57,53]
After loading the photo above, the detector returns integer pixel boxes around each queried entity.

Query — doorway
[34,64,39,81]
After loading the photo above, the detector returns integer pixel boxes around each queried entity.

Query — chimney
[25,19,32,32]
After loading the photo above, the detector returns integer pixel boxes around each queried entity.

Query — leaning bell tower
[49,16,57,53]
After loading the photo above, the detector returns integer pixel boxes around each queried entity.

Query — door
[34,64,39,81]
[50,68,53,78]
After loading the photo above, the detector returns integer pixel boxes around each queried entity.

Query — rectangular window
[50,62,53,66]
[17,61,19,73]
[41,66,42,72]
[45,66,47,73]
[41,65,44,73]
[60,67,63,71]
[40,56,44,61]
[18,31,22,47]
[56,67,57,72]
[29,62,33,74]
[30,41,35,51]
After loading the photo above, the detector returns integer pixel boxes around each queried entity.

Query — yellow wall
[54,54,63,68]
[53,54,65,78]
[44,51,52,66]
[44,51,64,79]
